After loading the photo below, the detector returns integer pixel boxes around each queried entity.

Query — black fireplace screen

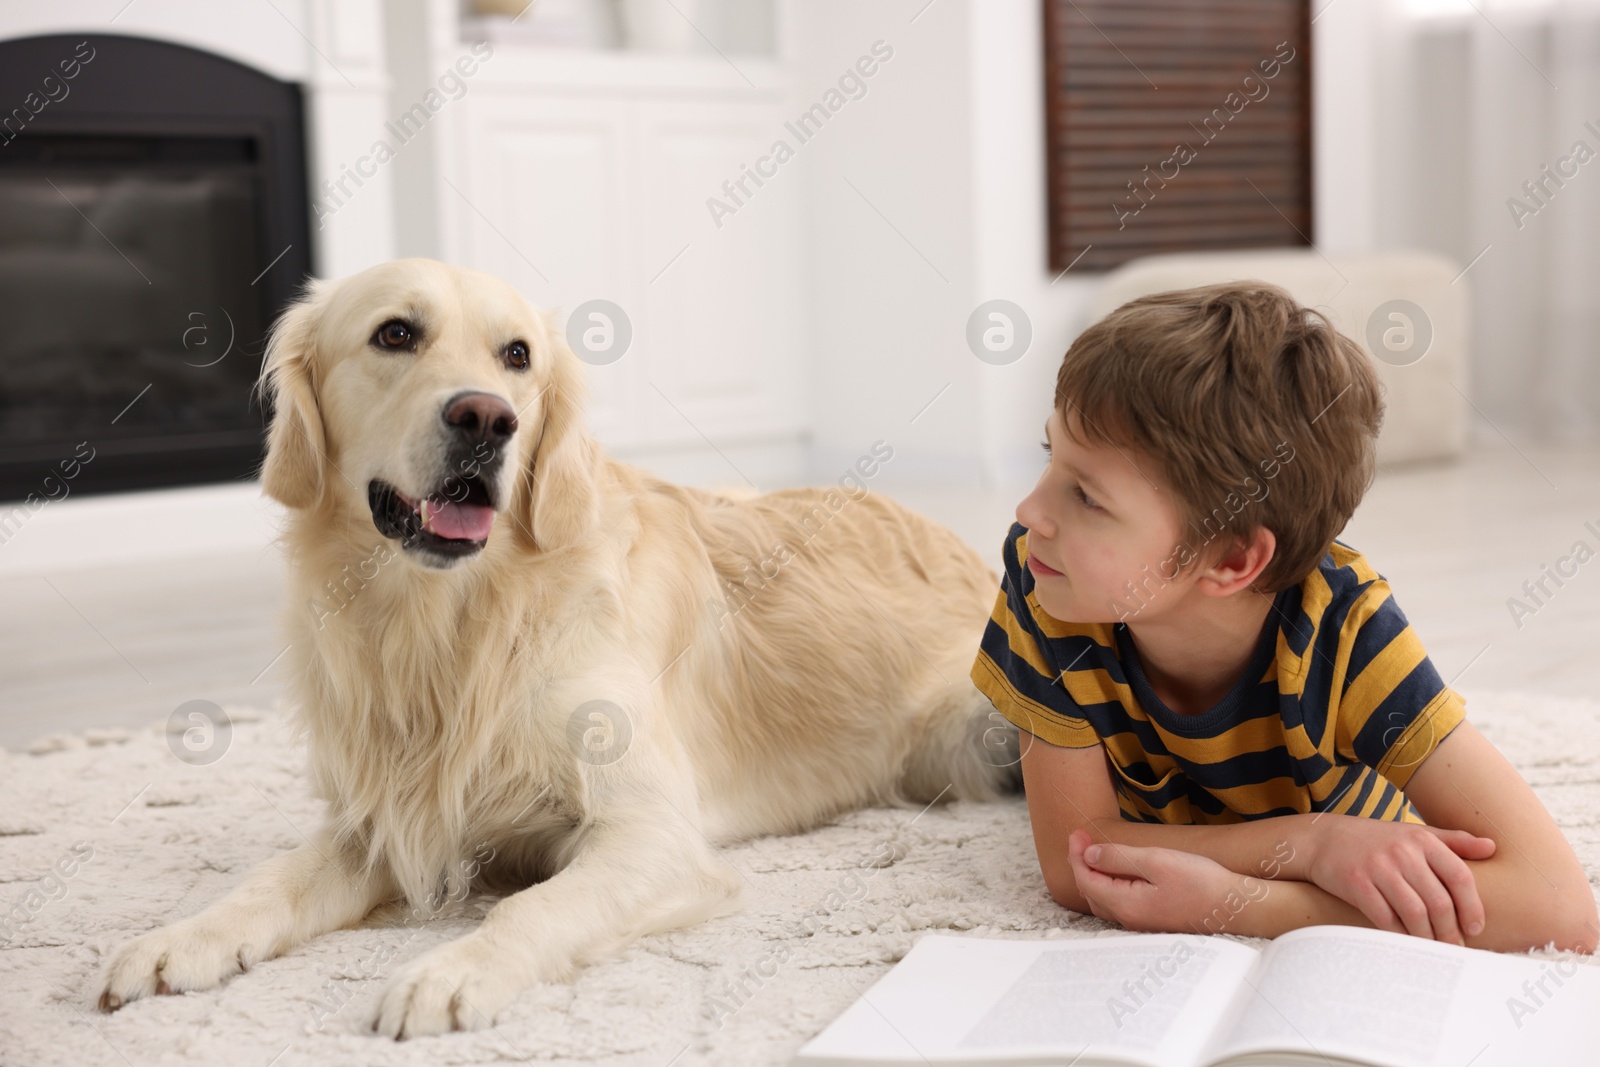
[0,34,311,502]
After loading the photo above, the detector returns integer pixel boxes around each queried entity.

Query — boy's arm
[1397,720,1598,953]
[1019,729,1493,938]
[1063,827,1377,937]
[1065,724,1600,953]
[1018,729,1329,910]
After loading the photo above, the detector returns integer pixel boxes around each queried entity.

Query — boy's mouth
[1028,554,1063,578]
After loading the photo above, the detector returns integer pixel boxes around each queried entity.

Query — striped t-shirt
[970,522,1466,825]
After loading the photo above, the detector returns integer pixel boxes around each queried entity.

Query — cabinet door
[635,98,806,448]
[447,93,640,446]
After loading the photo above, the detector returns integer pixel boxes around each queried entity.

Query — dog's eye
[372,319,415,351]
[504,340,530,371]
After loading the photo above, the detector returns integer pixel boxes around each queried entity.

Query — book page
[1203,925,1600,1067]
[793,933,1261,1066]
[957,935,1258,1066]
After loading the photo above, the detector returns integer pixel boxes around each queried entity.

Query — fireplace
[0,32,311,502]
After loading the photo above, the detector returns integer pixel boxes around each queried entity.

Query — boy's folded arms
[1039,718,1597,954]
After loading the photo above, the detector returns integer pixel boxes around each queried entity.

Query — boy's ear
[256,283,329,510]
[511,313,600,554]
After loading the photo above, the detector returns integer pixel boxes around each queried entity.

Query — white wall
[298,0,396,278]
[1313,0,1383,253]
[383,0,445,262]
[788,0,983,487]
[966,0,1100,489]
[793,0,1383,491]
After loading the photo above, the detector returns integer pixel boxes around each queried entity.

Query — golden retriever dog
[96,258,1020,1038]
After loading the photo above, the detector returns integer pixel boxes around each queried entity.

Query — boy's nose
[1015,487,1052,537]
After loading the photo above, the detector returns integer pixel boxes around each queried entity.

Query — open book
[792,925,1599,1067]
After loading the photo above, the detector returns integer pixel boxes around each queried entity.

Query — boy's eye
[1042,438,1101,511]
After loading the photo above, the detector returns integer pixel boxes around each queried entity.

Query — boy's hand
[1306,814,1496,945]
[1066,830,1261,935]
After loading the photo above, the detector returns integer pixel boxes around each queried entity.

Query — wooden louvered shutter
[1043,0,1314,274]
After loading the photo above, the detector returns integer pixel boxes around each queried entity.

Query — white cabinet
[633,98,805,448]
[450,94,637,442]
[426,31,807,470]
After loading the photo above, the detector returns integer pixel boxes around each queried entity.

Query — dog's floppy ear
[513,313,601,553]
[255,282,329,510]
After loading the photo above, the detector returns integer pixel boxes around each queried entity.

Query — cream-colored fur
[96,258,1019,1038]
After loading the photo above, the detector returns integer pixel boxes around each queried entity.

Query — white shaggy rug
[2,688,1597,1067]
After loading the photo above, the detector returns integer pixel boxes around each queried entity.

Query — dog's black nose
[442,391,518,447]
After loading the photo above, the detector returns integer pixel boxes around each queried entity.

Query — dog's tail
[897,682,1026,806]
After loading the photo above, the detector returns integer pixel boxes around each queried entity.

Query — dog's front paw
[374,935,522,1039]
[98,920,256,1011]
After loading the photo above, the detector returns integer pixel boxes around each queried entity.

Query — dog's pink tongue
[423,501,495,541]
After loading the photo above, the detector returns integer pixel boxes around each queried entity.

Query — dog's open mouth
[368,477,497,558]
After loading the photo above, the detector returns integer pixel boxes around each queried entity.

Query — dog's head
[256,258,599,569]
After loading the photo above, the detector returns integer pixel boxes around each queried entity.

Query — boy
[970,281,1597,953]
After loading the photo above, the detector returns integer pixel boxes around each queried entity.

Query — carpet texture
[2,688,1597,1067]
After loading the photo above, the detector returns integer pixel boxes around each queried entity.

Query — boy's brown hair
[1055,280,1385,594]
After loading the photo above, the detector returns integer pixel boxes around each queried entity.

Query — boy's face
[1015,406,1194,624]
